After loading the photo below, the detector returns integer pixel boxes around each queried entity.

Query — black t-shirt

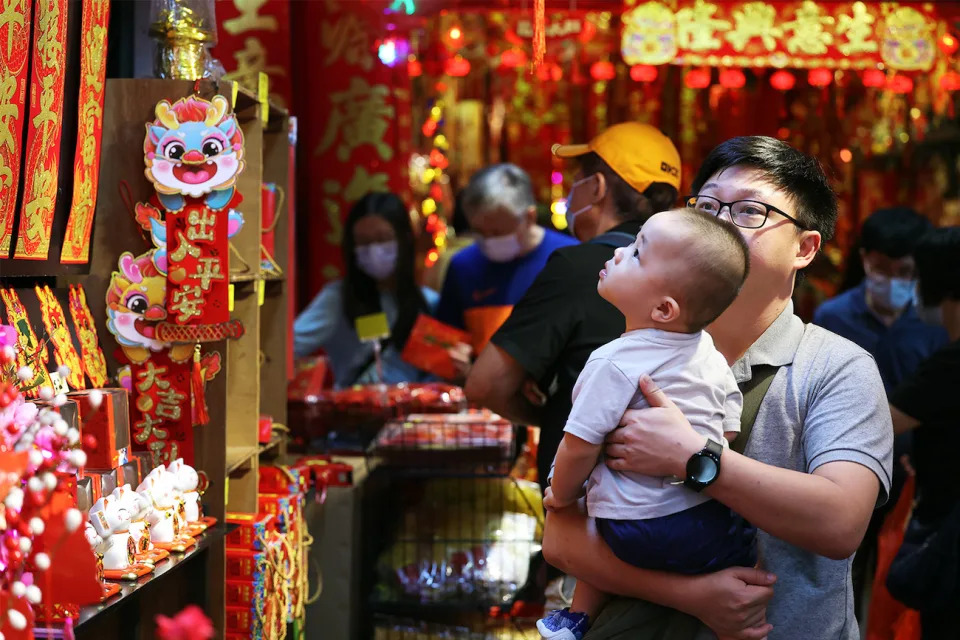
[490,221,640,488]
[889,339,960,522]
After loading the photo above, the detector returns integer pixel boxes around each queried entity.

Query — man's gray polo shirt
[728,301,892,639]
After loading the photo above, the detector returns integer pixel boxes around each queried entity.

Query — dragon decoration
[105,94,246,467]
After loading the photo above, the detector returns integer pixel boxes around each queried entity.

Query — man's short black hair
[579,152,678,224]
[673,208,750,332]
[691,136,838,243]
[860,207,932,259]
[916,226,960,305]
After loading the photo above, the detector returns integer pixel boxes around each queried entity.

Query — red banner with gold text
[213,0,292,109]
[129,353,195,468]
[165,200,231,326]
[293,0,412,305]
[621,1,942,71]
[14,0,67,260]
[0,0,32,256]
[60,0,110,264]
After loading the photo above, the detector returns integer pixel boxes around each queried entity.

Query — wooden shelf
[225,446,259,475]
[229,272,260,283]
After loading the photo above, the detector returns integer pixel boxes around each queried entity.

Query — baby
[538,208,756,640]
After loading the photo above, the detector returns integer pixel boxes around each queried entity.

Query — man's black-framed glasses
[685,195,809,230]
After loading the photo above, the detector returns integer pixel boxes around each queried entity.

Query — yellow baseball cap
[551,122,681,193]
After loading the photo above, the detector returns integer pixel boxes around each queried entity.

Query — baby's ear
[651,296,681,324]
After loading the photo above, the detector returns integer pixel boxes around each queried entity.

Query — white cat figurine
[136,467,179,544]
[88,494,135,571]
[167,458,201,523]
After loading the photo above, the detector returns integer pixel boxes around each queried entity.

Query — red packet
[400,314,470,380]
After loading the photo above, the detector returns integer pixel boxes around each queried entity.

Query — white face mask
[480,233,524,263]
[565,176,596,237]
[355,241,398,280]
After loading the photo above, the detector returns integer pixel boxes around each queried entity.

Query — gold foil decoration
[148,0,217,79]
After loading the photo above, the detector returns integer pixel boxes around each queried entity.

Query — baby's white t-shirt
[563,328,742,520]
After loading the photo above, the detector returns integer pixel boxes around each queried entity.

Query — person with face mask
[293,192,439,388]
[434,164,578,376]
[813,208,948,622]
[886,226,960,639]
[814,207,948,391]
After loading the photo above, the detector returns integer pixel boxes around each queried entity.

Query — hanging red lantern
[684,68,711,89]
[444,56,471,77]
[808,68,832,87]
[630,65,658,83]
[939,33,959,56]
[719,69,746,89]
[863,68,886,88]
[579,20,597,43]
[940,71,960,92]
[536,62,563,82]
[500,48,528,69]
[407,58,422,77]
[887,75,914,94]
[769,70,795,91]
[590,61,616,81]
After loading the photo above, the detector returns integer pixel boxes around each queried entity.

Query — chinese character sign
[13,0,67,260]
[129,353,195,466]
[622,1,940,71]
[296,0,411,301]
[213,0,292,108]
[0,0,31,256]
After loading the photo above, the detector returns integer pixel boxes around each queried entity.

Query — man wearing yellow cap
[465,122,680,605]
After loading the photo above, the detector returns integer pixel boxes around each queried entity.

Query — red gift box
[258,465,305,496]
[226,549,266,582]
[226,580,260,607]
[71,388,130,470]
[400,314,471,380]
[287,355,332,401]
[226,513,276,551]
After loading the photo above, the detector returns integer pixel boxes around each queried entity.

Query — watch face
[687,455,719,484]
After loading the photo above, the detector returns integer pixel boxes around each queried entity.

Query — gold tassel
[533,0,545,67]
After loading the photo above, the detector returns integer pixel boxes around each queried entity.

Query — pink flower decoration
[0,325,16,348]
[155,605,214,640]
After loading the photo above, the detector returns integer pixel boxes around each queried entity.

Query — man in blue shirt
[435,164,577,371]
[813,207,948,623]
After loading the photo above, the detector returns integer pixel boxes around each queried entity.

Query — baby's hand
[542,486,575,512]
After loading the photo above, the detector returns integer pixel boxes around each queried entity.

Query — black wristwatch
[683,439,724,492]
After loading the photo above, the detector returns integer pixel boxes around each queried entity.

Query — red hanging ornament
[887,75,914,94]
[429,149,449,169]
[190,345,208,426]
[407,58,422,77]
[940,71,960,92]
[590,61,616,81]
[630,65,658,83]
[536,63,563,82]
[684,69,711,89]
[444,56,470,77]
[769,70,795,91]
[719,69,746,89]
[500,48,527,69]
[533,0,545,67]
[863,68,886,88]
[808,68,832,87]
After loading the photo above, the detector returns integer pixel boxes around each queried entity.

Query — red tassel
[191,344,209,426]
[533,0,545,68]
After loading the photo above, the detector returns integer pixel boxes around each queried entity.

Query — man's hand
[604,375,704,478]
[686,567,776,640]
[522,379,547,407]
[543,486,576,512]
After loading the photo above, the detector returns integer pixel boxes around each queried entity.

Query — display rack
[0,76,296,640]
